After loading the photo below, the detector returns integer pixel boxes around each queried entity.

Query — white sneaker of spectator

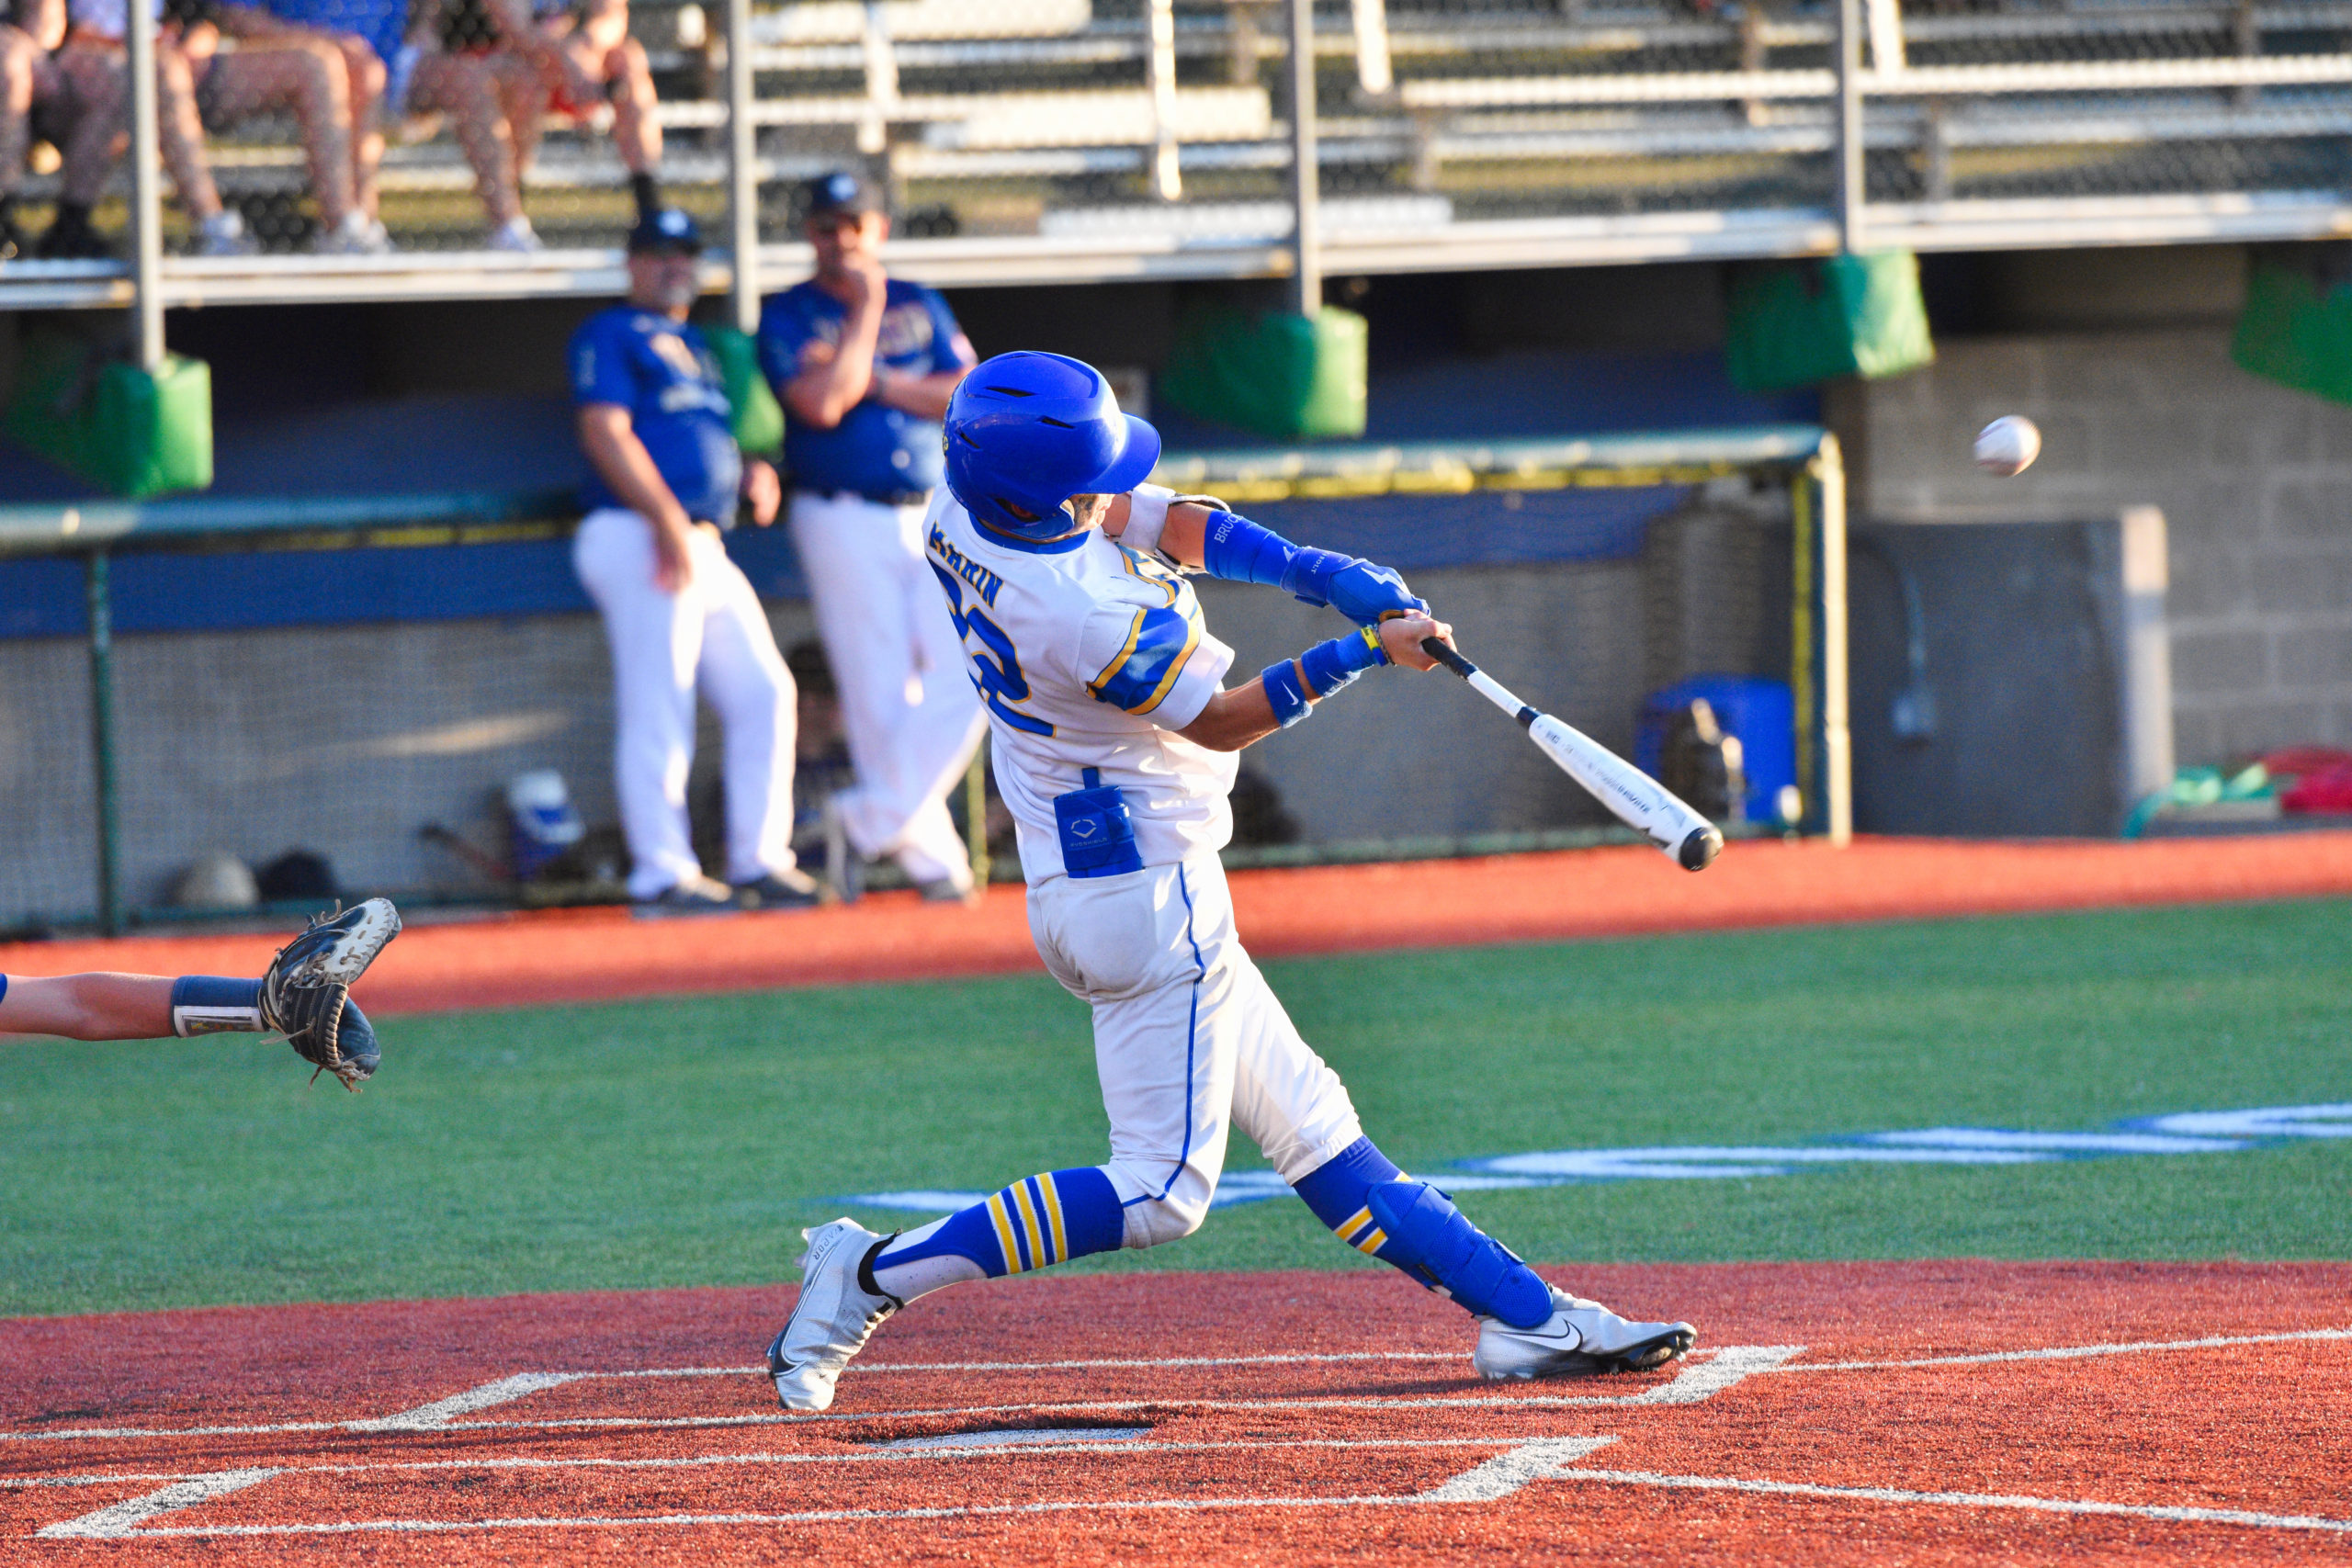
[489,216,543,254]
[316,211,394,256]
[198,210,256,258]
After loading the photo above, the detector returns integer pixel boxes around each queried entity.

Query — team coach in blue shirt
[758,172,985,901]
[571,209,821,912]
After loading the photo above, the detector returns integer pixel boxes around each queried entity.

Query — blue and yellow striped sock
[876,1168,1124,1280]
[1292,1136,1555,1326]
[1293,1137,1408,1262]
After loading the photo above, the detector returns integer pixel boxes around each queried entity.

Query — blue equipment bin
[1635,675,1796,825]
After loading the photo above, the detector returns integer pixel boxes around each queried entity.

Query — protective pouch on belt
[1054,767,1143,878]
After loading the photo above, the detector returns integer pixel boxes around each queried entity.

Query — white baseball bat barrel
[1422,638,1724,872]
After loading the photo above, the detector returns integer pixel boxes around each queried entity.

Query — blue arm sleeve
[1199,510,1428,626]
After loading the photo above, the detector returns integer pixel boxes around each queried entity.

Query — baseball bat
[1420,637,1724,872]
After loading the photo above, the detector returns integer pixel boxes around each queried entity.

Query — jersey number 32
[929,565,1054,737]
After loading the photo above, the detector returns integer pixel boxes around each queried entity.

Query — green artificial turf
[2,898,2347,1316]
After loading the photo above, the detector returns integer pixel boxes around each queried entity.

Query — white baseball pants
[572,507,800,899]
[789,490,985,888]
[1027,854,1367,1249]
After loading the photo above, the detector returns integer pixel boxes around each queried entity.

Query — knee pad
[1365,1180,1554,1330]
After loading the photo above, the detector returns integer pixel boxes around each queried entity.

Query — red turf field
[4,1263,2347,1563]
[6,832,2352,1012]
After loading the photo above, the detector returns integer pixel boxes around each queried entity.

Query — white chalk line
[8,1325,2346,1447]
[609,1350,1466,1378]
[47,1450,2352,1540]
[0,1347,1768,1445]
[1763,1325,2352,1374]
[5,1432,1613,1492]
[1555,1468,2352,1534]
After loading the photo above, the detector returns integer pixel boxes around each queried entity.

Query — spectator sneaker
[735,869,822,909]
[764,1219,900,1413]
[316,211,393,255]
[1472,1285,1697,1380]
[632,875,741,917]
[198,211,256,257]
[489,216,543,253]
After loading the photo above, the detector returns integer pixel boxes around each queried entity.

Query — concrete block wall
[1856,327,2352,768]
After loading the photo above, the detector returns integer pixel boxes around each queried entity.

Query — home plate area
[4,1262,2348,1565]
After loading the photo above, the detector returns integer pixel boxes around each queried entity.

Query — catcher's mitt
[259,897,401,1089]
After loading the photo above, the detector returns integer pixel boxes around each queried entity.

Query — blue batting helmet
[944,352,1162,541]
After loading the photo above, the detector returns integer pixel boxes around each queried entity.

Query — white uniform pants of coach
[790,490,985,889]
[1028,854,1367,1247]
[573,507,799,900]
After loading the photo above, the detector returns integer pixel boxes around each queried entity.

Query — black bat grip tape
[1421,636,1476,679]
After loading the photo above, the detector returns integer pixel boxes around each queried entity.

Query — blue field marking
[838,1101,2352,1215]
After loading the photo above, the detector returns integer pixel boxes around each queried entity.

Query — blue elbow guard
[1200,511,1424,626]
[1364,1179,1554,1329]
[1200,510,1298,590]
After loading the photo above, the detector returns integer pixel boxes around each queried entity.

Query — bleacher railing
[6,0,2352,314]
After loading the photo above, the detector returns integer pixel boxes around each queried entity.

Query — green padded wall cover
[1726,251,1936,392]
[1160,305,1368,441]
[2233,253,2352,406]
[5,331,211,498]
[706,325,786,458]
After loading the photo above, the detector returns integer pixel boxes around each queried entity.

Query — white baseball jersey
[922,490,1238,884]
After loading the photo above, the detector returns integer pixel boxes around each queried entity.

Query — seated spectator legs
[0,23,39,252]
[333,28,381,225]
[211,0,389,246]
[562,0,658,220]
[406,46,527,246]
[195,36,361,244]
[52,29,243,253]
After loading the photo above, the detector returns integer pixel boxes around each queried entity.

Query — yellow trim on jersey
[1090,609,1147,695]
[985,1191,1023,1273]
[1010,1179,1053,1269]
[1115,543,1182,605]
[1037,1171,1070,1265]
[1130,615,1202,716]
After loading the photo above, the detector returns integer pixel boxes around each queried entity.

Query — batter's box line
[9,1326,2347,1448]
[32,1438,2352,1541]
[0,1346,1801,1444]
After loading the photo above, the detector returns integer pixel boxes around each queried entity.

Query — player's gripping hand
[1319,557,1428,627]
[1379,612,1453,671]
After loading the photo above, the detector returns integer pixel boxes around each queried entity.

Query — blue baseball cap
[804,171,885,220]
[627,208,703,255]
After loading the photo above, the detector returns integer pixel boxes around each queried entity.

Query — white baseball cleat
[764,1218,900,1413]
[1471,1284,1697,1381]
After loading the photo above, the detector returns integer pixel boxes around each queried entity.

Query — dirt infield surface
[4,1261,2346,1563]
[8,832,2352,1015]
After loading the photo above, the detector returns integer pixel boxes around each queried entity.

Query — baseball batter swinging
[765,353,1697,1411]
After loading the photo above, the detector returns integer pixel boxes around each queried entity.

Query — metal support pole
[1285,0,1320,317]
[1816,434,1853,847]
[725,0,759,333]
[964,739,989,894]
[1834,0,1865,254]
[85,551,124,933]
[125,0,166,368]
[1146,0,1182,200]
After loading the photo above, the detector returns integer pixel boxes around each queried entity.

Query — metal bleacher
[5,0,2350,310]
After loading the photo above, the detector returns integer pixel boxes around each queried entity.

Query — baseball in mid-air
[1973,415,2041,478]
